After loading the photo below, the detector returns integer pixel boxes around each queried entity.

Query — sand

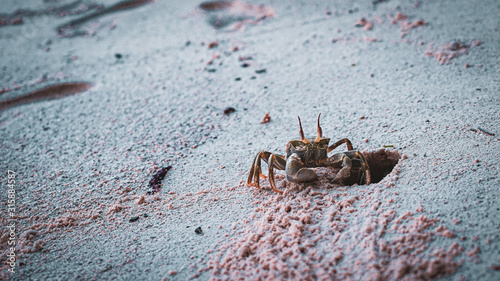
[0,0,499,280]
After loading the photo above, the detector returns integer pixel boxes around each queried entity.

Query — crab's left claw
[329,150,371,185]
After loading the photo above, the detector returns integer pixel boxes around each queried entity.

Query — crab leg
[267,154,286,194]
[357,151,371,185]
[247,151,285,188]
[247,151,265,187]
[253,152,265,186]
[247,153,258,186]
[327,138,353,153]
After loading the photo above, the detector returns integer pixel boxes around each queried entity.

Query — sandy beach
[1,0,499,280]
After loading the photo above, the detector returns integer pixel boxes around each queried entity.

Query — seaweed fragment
[148,166,172,193]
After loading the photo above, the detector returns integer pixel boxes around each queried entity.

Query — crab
[247,114,371,194]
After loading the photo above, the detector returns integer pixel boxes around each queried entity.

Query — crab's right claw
[285,153,318,183]
[333,154,352,184]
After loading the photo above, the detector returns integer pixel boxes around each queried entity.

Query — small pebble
[208,41,218,48]
[195,226,203,235]
[223,107,236,115]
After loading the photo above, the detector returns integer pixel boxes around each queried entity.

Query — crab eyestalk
[297,116,309,143]
[315,113,323,142]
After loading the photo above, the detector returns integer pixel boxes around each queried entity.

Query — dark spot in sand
[223,107,236,115]
[362,149,400,183]
[199,1,234,11]
[148,166,172,193]
[207,15,240,29]
[208,41,218,48]
[129,216,139,222]
[110,0,156,11]
[235,77,241,81]
[115,53,122,59]
[448,41,469,51]
[238,56,253,61]
[490,264,500,271]
[241,63,250,68]
[255,69,266,74]
[195,226,203,235]
[207,68,217,73]
[0,82,92,110]
[372,0,388,6]
[260,112,271,124]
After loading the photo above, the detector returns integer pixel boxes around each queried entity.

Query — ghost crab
[247,114,371,194]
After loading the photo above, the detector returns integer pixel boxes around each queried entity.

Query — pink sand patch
[390,12,428,37]
[203,151,464,280]
[424,41,477,64]
[355,17,374,31]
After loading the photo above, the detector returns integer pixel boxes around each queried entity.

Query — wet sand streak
[56,0,156,37]
[0,82,93,110]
